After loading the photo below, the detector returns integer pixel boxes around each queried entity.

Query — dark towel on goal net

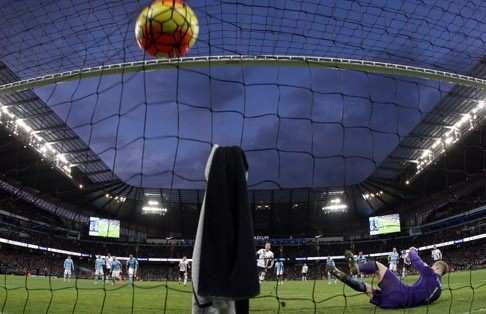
[192,145,259,313]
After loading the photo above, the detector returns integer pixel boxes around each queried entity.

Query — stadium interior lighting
[328,191,344,195]
[79,184,83,189]
[0,102,73,178]
[142,206,167,214]
[256,204,271,210]
[362,191,384,200]
[148,200,159,206]
[413,98,486,179]
[322,203,348,214]
[114,196,127,203]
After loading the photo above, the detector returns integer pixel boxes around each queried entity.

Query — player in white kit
[105,253,113,281]
[256,242,274,284]
[431,246,442,261]
[178,256,190,287]
[301,263,308,281]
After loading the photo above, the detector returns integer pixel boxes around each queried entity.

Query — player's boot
[345,250,359,275]
[325,265,346,282]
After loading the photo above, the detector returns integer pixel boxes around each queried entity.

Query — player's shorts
[370,269,409,309]
[389,262,397,272]
[64,269,71,276]
[128,268,135,276]
[179,271,187,278]
[276,271,283,276]
[95,269,104,276]
[112,270,120,278]
[258,266,267,274]
[302,272,307,277]
[403,263,411,270]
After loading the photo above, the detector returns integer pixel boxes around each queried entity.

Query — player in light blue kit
[356,251,367,282]
[94,255,105,284]
[63,256,74,283]
[110,256,122,286]
[388,248,399,275]
[275,260,284,284]
[126,254,138,286]
[326,256,336,284]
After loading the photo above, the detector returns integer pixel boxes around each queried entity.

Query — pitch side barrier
[1,233,485,262]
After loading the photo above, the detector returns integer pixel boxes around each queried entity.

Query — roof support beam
[34,124,68,132]
[84,169,112,176]
[71,159,102,166]
[64,148,91,154]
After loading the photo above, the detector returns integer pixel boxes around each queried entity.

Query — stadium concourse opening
[0,0,485,313]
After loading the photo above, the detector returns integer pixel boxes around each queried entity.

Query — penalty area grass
[0,269,484,313]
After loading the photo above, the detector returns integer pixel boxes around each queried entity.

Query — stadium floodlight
[411,98,486,181]
[142,206,167,214]
[362,191,384,200]
[322,203,348,214]
[322,204,347,210]
[144,192,161,197]
[0,103,73,178]
[148,200,159,206]
[256,204,271,210]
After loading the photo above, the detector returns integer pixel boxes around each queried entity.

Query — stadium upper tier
[0,1,485,235]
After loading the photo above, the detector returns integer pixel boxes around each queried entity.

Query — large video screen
[89,217,120,238]
[369,214,400,235]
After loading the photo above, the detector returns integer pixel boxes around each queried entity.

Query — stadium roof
[0,0,485,237]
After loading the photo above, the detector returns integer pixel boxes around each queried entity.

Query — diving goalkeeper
[327,248,448,309]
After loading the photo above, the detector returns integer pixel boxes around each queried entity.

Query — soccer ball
[135,0,199,58]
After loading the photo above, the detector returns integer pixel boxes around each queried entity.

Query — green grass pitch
[0,270,484,313]
[377,218,401,234]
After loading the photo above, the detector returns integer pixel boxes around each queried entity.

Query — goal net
[0,0,485,313]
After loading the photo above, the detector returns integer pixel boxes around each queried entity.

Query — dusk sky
[0,0,483,189]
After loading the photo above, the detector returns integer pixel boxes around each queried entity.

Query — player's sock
[95,275,98,282]
[259,275,264,283]
[129,275,133,285]
[358,262,378,274]
[184,277,187,285]
[344,278,366,292]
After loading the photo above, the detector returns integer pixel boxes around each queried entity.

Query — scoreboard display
[89,217,120,238]
[369,214,400,235]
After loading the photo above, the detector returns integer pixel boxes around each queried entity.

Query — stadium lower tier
[0,216,484,260]
[0,238,484,281]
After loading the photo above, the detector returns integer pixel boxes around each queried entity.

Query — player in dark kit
[327,248,448,309]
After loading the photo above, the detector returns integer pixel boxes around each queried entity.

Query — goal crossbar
[0,56,485,96]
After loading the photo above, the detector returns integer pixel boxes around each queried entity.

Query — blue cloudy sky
[0,0,483,189]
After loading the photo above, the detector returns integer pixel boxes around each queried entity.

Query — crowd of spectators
[1,216,483,263]
[0,219,484,281]
[424,189,486,224]
[0,239,484,282]
[1,186,485,282]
